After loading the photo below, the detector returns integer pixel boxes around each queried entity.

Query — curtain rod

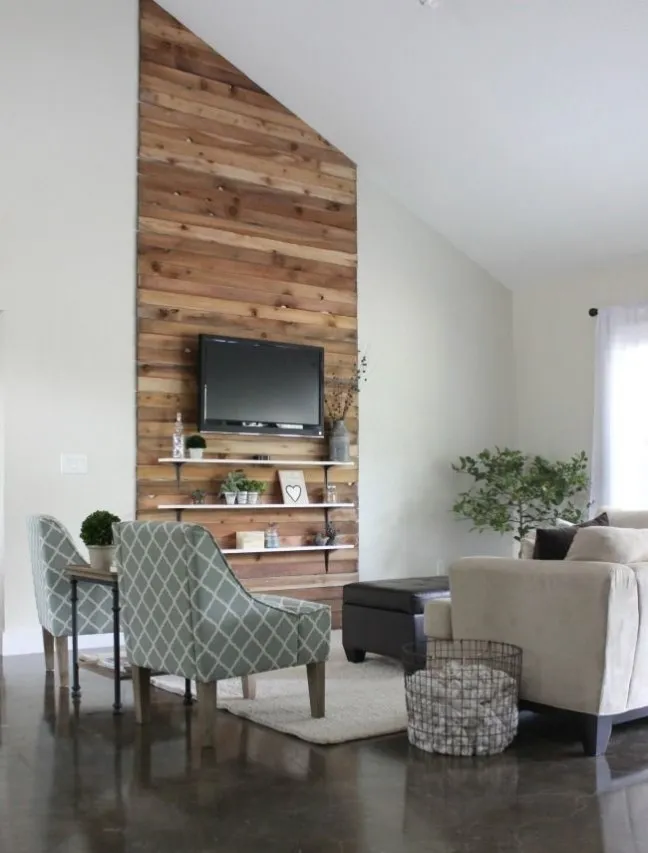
[589,308,598,317]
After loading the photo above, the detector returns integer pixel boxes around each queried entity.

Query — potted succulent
[326,523,339,546]
[246,480,267,505]
[190,489,207,505]
[185,434,207,460]
[220,470,246,506]
[80,510,121,572]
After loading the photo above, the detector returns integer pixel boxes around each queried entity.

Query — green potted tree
[80,510,121,572]
[451,448,590,556]
[246,480,268,505]
[185,434,207,460]
[219,470,246,506]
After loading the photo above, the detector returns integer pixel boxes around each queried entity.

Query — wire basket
[403,639,522,757]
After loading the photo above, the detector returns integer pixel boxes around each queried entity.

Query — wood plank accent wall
[136,0,358,627]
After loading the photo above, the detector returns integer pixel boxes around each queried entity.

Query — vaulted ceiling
[158,0,648,288]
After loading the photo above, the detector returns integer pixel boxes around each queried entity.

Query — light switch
[60,453,88,475]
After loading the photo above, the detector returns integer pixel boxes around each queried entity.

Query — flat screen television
[198,335,325,437]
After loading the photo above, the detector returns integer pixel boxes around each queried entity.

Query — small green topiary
[80,510,121,547]
[185,434,207,449]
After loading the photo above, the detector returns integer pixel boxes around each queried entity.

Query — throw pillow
[519,519,574,560]
[533,512,609,561]
[566,526,648,564]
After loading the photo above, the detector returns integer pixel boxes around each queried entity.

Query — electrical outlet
[60,453,88,475]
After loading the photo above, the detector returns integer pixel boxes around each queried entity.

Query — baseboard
[2,628,124,656]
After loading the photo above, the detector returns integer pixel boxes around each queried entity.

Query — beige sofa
[425,509,648,755]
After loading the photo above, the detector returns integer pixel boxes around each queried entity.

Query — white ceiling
[158,0,648,288]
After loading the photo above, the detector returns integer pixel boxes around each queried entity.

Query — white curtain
[592,304,648,509]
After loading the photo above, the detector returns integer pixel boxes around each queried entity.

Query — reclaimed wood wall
[136,0,358,626]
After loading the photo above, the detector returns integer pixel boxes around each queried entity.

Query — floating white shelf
[221,544,356,555]
[158,457,354,467]
[158,503,354,511]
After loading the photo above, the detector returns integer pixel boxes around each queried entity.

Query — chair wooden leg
[42,628,55,672]
[242,675,256,700]
[196,681,217,750]
[306,662,325,718]
[132,665,152,725]
[54,636,69,688]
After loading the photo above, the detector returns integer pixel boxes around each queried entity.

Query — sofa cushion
[567,526,648,564]
[533,512,609,560]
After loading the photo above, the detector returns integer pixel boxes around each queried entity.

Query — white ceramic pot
[247,492,259,505]
[88,545,116,572]
[188,448,204,460]
[237,491,249,505]
[223,492,237,505]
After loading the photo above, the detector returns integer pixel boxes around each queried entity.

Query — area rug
[151,633,408,745]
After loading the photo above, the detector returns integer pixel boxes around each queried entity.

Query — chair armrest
[448,557,639,716]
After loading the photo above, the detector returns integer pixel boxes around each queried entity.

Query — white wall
[358,176,515,579]
[514,255,648,461]
[0,0,138,654]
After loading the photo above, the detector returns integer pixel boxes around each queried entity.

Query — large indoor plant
[324,353,367,462]
[451,448,589,556]
[80,509,121,572]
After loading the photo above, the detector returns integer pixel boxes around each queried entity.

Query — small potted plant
[185,434,207,460]
[326,523,339,546]
[236,478,250,505]
[220,470,246,506]
[80,510,121,572]
[190,489,207,505]
[246,480,267,505]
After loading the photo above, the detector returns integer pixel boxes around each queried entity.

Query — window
[592,304,648,509]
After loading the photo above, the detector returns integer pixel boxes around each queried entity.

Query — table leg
[183,678,193,706]
[71,579,81,700]
[112,584,122,714]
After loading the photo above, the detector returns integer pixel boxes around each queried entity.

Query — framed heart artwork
[278,470,309,506]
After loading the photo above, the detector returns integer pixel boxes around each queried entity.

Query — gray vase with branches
[325,354,367,462]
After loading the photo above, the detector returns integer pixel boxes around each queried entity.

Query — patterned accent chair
[27,515,114,686]
[113,521,331,747]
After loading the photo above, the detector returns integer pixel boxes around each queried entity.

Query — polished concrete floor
[3,655,648,853]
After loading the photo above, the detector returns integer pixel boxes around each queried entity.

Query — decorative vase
[188,448,204,460]
[247,492,259,505]
[237,491,249,505]
[329,420,350,463]
[223,492,237,505]
[314,533,327,546]
[88,545,116,572]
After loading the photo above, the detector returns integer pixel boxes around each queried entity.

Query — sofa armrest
[448,557,639,716]
[424,598,453,639]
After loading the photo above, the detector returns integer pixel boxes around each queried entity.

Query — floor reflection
[3,654,648,852]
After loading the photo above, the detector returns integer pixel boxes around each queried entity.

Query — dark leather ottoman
[342,577,450,662]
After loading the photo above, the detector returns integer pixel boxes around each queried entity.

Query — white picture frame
[278,470,309,505]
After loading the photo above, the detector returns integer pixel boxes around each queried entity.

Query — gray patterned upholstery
[27,515,114,637]
[113,521,331,682]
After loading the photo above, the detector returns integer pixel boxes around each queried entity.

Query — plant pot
[237,491,249,505]
[188,448,204,460]
[88,545,116,573]
[247,492,260,505]
[314,533,327,546]
[223,492,237,505]
[329,420,350,463]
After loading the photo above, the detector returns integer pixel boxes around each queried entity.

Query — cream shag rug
[151,633,407,745]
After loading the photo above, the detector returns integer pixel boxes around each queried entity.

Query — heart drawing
[286,484,302,502]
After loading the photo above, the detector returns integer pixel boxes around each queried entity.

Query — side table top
[66,564,118,584]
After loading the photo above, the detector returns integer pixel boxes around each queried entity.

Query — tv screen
[198,335,324,437]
